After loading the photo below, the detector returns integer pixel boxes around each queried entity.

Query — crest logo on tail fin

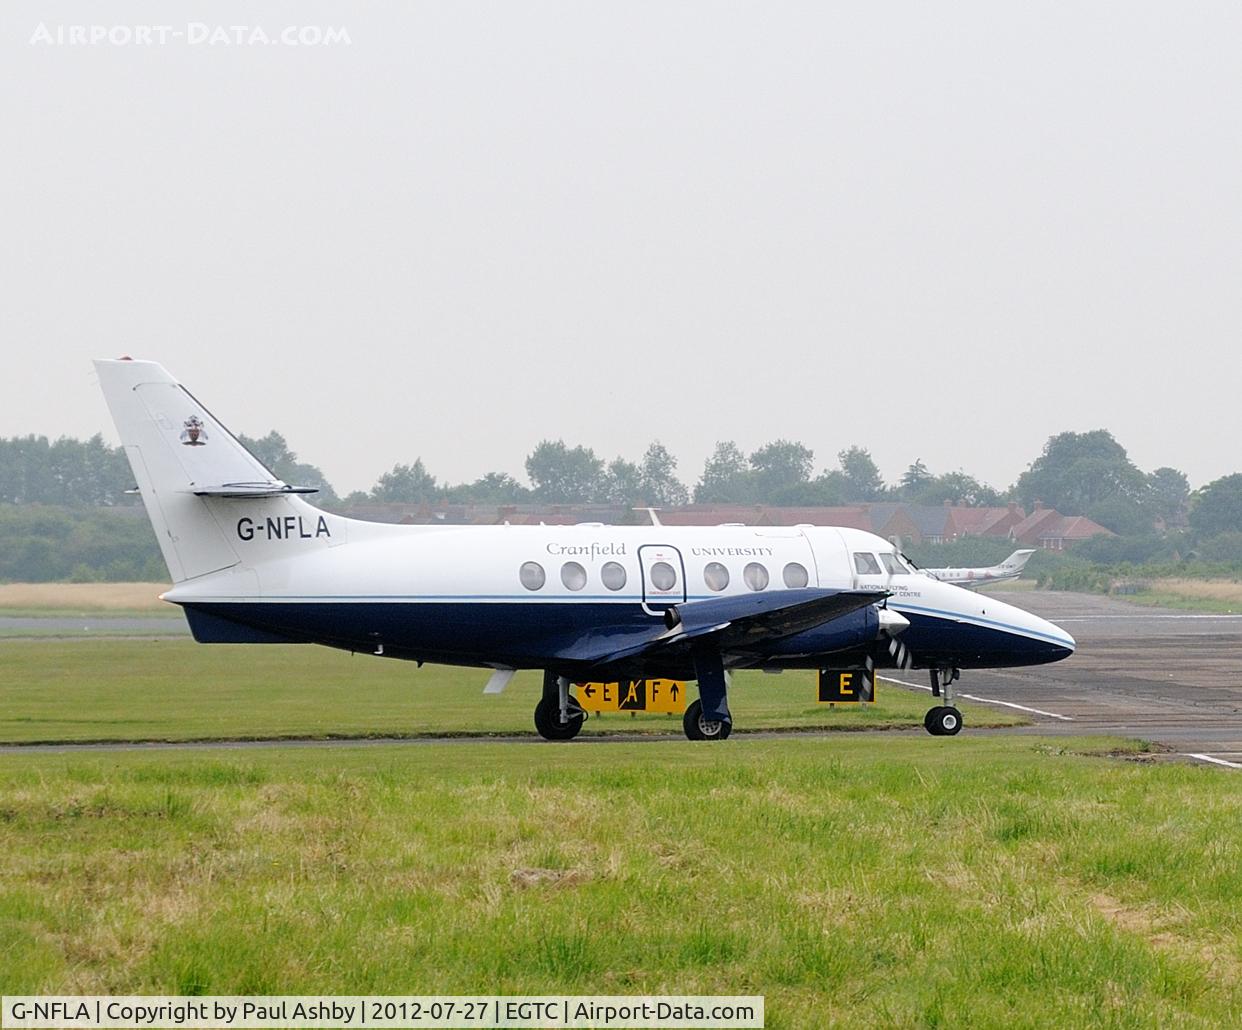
[180,416,208,446]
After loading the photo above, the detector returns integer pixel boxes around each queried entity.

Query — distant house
[661,505,873,530]
[903,504,957,545]
[761,506,873,530]
[660,504,771,527]
[1008,505,1112,550]
[868,502,930,546]
[942,502,1026,541]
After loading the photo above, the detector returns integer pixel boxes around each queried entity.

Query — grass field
[3,626,1239,1025]
[0,640,1022,743]
[1120,579,1242,614]
[1,736,1241,1026]
[0,582,172,616]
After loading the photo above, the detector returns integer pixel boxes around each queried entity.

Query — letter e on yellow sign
[818,668,875,703]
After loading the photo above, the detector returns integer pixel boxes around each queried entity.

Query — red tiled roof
[1036,515,1113,541]
[659,505,767,526]
[944,505,1023,537]
[660,506,873,529]
[763,507,872,529]
[1010,508,1062,541]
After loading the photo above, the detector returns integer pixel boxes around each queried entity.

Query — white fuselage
[164,504,1075,672]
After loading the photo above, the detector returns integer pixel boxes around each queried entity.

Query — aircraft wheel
[683,699,732,741]
[534,697,585,741]
[925,706,962,736]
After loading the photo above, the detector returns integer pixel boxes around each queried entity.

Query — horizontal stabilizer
[191,483,319,498]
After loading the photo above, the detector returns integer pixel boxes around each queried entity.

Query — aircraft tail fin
[999,549,1036,571]
[94,358,309,583]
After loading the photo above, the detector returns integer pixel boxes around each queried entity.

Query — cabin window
[560,561,588,591]
[519,561,546,590]
[853,552,882,576]
[783,562,809,588]
[703,562,730,591]
[649,561,677,591]
[743,562,769,591]
[880,553,910,576]
[601,561,627,591]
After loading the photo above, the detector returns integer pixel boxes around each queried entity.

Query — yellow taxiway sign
[817,668,875,703]
[574,679,688,714]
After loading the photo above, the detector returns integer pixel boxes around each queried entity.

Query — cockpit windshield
[853,552,882,576]
[880,553,912,576]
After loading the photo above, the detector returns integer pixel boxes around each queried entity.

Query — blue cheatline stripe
[178,594,718,603]
[893,602,1074,648]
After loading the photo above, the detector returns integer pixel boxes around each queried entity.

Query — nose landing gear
[924,667,963,736]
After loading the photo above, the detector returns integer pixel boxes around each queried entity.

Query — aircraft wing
[561,588,887,669]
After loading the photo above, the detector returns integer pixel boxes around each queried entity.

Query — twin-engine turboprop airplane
[922,549,1036,589]
[95,359,1075,741]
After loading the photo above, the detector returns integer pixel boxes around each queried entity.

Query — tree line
[0,426,1202,528]
[0,432,338,507]
[354,429,1213,544]
[352,439,1047,510]
[2,424,1242,582]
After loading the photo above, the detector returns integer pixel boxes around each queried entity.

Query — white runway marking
[883,676,1075,721]
[1184,753,1242,770]
[1054,614,1242,620]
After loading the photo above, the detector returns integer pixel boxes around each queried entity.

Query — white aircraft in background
[922,550,1036,589]
[95,359,1074,742]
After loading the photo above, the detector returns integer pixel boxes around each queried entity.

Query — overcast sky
[2,2,1239,495]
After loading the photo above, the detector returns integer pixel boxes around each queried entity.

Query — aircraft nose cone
[1043,620,1075,661]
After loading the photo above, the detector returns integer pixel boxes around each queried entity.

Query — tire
[924,707,940,734]
[534,696,585,741]
[928,706,962,737]
[683,698,732,741]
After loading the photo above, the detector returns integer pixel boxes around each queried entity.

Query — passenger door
[638,544,687,617]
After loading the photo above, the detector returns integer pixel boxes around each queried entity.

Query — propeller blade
[888,637,913,669]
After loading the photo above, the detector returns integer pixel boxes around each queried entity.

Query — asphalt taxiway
[937,591,1242,767]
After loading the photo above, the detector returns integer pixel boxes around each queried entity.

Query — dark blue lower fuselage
[182,599,1073,677]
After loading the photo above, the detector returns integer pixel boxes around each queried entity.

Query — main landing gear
[925,668,963,736]
[534,671,586,741]
[535,652,735,742]
[683,649,733,741]
[683,699,732,741]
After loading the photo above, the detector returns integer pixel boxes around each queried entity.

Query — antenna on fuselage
[636,507,663,527]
